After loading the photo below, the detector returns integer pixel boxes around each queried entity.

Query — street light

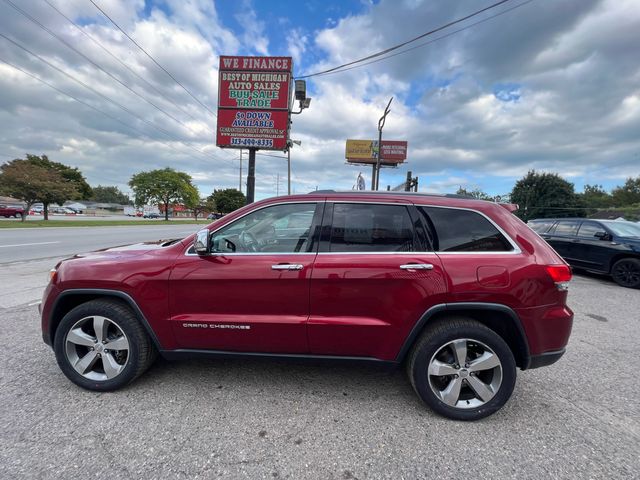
[287,139,302,195]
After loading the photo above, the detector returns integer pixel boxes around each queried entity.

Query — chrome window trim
[184,200,522,256]
[185,248,317,257]
[184,200,320,257]
[316,251,519,256]
[317,251,435,256]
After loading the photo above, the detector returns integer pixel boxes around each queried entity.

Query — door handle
[271,264,303,271]
[572,239,581,243]
[399,263,434,271]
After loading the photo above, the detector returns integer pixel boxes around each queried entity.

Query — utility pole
[286,139,301,195]
[374,97,393,190]
[239,149,243,193]
[371,164,376,191]
[276,173,280,196]
[287,148,291,195]
[246,148,256,204]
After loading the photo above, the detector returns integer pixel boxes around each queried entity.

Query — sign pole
[239,149,243,193]
[247,148,256,204]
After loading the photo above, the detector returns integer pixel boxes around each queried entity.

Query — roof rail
[308,190,478,200]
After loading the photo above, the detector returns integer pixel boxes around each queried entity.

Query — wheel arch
[49,289,162,350]
[608,253,640,273]
[396,303,531,369]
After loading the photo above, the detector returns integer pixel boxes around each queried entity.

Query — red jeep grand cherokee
[41,192,573,420]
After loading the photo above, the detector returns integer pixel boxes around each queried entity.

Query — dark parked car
[207,212,224,220]
[528,218,640,288]
[143,212,160,219]
[41,192,574,420]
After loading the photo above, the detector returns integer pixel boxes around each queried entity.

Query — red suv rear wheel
[407,317,516,421]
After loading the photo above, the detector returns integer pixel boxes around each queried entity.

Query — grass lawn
[0,219,210,228]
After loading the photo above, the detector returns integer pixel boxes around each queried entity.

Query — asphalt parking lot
[1,257,639,478]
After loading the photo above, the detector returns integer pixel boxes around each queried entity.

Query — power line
[0,33,233,166]
[2,0,206,140]
[42,0,204,125]
[313,0,536,78]
[87,0,217,117]
[0,56,213,164]
[296,0,512,79]
[257,152,288,159]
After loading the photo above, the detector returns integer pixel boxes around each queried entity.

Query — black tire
[14,212,22,219]
[611,258,640,289]
[54,299,156,391]
[407,317,516,421]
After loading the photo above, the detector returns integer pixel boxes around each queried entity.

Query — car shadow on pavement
[136,355,431,407]
[572,269,619,287]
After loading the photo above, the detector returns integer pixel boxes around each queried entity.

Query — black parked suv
[528,218,640,288]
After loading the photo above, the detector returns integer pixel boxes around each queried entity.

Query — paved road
[0,262,638,478]
[0,223,200,264]
[0,214,204,222]
[0,224,201,308]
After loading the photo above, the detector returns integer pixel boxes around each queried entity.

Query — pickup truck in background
[0,204,25,218]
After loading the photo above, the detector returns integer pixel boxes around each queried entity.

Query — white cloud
[0,0,639,200]
[234,0,269,56]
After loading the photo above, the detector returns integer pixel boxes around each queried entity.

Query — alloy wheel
[612,260,640,287]
[64,315,130,381]
[428,338,503,409]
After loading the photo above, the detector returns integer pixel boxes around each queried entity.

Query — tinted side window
[528,220,555,233]
[211,203,317,253]
[577,222,607,238]
[419,207,512,252]
[552,221,579,236]
[329,203,415,252]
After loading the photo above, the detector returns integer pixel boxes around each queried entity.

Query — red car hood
[70,239,180,260]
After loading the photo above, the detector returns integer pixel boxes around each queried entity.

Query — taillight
[545,264,572,290]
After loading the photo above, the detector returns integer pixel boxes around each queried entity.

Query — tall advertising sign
[345,139,408,165]
[216,56,292,151]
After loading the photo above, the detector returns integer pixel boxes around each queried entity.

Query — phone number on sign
[230,138,274,147]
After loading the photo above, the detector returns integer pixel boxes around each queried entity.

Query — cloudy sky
[0,0,638,200]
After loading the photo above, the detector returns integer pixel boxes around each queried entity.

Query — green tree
[26,154,91,199]
[91,185,131,204]
[456,187,494,201]
[129,168,199,221]
[510,170,584,221]
[191,198,209,220]
[612,177,640,207]
[0,159,78,221]
[577,184,612,214]
[208,188,246,214]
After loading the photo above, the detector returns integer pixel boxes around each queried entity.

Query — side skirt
[160,348,399,367]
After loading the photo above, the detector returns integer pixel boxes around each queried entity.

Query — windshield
[603,221,640,238]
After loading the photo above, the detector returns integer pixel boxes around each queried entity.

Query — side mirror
[194,229,210,255]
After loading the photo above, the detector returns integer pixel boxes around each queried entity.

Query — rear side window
[419,207,512,252]
[329,203,415,252]
[550,221,579,236]
[577,222,607,238]
[528,220,555,233]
